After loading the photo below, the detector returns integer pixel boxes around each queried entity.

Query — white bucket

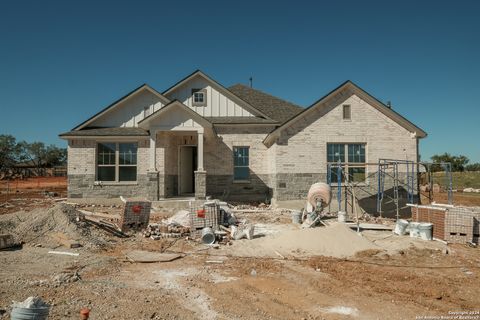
[337,211,346,223]
[291,210,302,224]
[409,222,421,238]
[418,223,433,240]
[394,219,409,235]
[201,227,216,244]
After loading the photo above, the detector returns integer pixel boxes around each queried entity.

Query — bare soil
[1,203,479,319]
[0,177,67,215]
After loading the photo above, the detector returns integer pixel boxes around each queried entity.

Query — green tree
[0,134,21,173]
[430,153,469,172]
[465,163,480,171]
[18,141,67,175]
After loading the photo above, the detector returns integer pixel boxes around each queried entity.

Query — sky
[0,0,479,162]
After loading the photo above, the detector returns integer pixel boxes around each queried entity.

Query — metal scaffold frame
[376,160,453,220]
[327,159,453,221]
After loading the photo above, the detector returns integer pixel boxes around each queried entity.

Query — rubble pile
[0,203,112,248]
[143,223,190,239]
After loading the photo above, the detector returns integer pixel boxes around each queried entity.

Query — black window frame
[233,146,250,181]
[96,142,138,182]
[327,143,366,183]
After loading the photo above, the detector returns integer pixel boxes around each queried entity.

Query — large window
[97,142,137,182]
[233,146,249,181]
[327,143,366,183]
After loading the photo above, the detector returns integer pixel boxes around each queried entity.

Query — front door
[178,146,197,195]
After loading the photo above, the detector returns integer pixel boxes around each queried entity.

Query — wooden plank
[125,250,182,263]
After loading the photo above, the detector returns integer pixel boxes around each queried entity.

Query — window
[327,143,366,183]
[192,89,207,106]
[97,142,137,182]
[233,146,249,180]
[343,105,351,120]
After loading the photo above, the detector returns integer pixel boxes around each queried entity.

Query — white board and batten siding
[148,107,203,130]
[88,90,166,128]
[166,76,255,118]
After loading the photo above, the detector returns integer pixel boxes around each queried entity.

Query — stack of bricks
[444,207,474,244]
[119,200,151,232]
[411,205,446,240]
[189,201,220,238]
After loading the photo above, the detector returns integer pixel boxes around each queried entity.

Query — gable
[138,101,212,131]
[86,89,167,128]
[164,71,268,119]
[264,81,427,146]
[73,84,170,130]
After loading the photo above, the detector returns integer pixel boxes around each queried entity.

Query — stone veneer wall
[66,138,153,199]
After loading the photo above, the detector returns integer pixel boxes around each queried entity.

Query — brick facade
[66,92,420,207]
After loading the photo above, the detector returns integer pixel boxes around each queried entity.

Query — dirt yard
[0,177,67,215]
[1,202,479,320]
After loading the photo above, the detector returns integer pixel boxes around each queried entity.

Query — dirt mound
[226,222,379,258]
[0,203,110,248]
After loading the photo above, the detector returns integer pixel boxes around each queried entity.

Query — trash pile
[143,200,256,245]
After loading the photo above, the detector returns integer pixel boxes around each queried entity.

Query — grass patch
[432,171,480,189]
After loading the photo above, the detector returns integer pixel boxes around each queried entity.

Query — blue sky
[0,0,479,162]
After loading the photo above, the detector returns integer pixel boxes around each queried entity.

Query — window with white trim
[233,146,249,181]
[97,142,137,182]
[192,88,207,106]
[327,143,365,182]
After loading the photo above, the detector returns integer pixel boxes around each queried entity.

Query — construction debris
[0,234,16,250]
[118,198,152,232]
[48,251,80,256]
[12,296,49,309]
[125,250,182,263]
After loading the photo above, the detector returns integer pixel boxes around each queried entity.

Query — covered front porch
[139,100,212,200]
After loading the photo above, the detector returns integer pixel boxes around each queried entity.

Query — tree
[18,141,67,175]
[465,163,480,171]
[0,134,21,173]
[430,153,469,172]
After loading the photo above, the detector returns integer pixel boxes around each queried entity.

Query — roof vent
[386,101,392,108]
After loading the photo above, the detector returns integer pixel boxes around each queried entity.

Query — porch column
[149,131,156,171]
[195,129,206,199]
[197,130,204,171]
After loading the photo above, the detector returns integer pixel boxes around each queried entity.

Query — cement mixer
[307,182,331,211]
[301,182,331,228]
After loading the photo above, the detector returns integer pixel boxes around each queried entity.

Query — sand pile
[227,222,379,258]
[0,203,110,248]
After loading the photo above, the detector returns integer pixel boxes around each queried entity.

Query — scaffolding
[376,159,415,220]
[327,159,453,221]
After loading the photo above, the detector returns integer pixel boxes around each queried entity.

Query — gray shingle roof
[228,84,304,124]
[206,117,278,124]
[59,127,149,137]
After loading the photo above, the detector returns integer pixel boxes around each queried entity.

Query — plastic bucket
[409,222,421,238]
[337,211,346,223]
[291,210,302,224]
[418,223,433,240]
[11,307,49,320]
[201,227,216,245]
[394,219,409,235]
